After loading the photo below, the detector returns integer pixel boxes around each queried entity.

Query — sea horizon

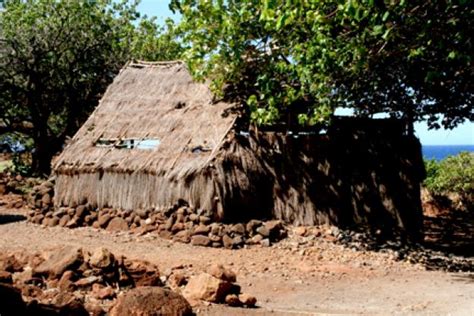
[422,144,474,161]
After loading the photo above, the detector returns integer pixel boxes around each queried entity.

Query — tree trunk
[31,134,53,176]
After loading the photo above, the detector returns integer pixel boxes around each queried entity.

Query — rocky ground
[1,191,473,315]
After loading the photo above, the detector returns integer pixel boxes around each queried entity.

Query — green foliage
[171,0,473,128]
[0,0,182,175]
[424,152,474,203]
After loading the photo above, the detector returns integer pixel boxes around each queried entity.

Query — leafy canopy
[171,0,473,128]
[0,0,182,175]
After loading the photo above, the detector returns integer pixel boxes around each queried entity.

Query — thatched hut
[53,61,424,237]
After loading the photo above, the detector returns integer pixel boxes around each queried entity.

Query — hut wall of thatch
[212,119,425,238]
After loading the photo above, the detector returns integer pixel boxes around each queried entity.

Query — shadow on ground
[423,208,474,257]
[0,214,26,225]
[450,273,474,284]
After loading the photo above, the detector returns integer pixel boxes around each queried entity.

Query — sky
[137,0,473,146]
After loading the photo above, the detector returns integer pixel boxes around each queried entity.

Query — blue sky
[137,0,473,145]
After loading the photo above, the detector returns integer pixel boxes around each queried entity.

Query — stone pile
[0,247,167,315]
[27,177,55,211]
[0,247,257,315]
[27,187,287,248]
[0,172,40,208]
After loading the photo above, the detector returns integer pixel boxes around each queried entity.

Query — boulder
[34,247,83,278]
[0,284,28,315]
[183,273,233,303]
[109,287,192,316]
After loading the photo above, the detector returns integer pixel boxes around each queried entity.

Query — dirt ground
[1,202,473,315]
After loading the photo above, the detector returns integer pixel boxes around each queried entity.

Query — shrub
[423,152,474,206]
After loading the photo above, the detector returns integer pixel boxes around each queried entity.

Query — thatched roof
[53,61,237,178]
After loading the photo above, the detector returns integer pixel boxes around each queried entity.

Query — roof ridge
[128,60,185,68]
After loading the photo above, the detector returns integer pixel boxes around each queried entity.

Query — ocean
[422,145,474,161]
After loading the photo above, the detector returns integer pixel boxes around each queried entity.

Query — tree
[0,0,182,175]
[170,0,473,129]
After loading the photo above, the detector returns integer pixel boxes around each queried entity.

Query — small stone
[167,271,187,290]
[164,217,174,230]
[249,234,263,244]
[210,223,222,235]
[256,226,270,237]
[64,217,78,228]
[239,293,257,307]
[225,294,242,307]
[171,222,184,233]
[106,218,129,231]
[135,209,148,219]
[232,236,244,247]
[75,276,101,287]
[98,214,112,228]
[208,264,236,283]
[41,193,52,206]
[193,224,210,235]
[48,216,60,227]
[230,223,245,235]
[174,230,191,243]
[199,216,211,225]
[58,270,76,292]
[75,205,87,219]
[191,235,211,247]
[294,226,307,236]
[246,220,262,233]
[260,239,271,247]
[91,283,115,300]
[222,234,233,249]
[89,248,115,269]
[188,213,199,223]
[0,271,13,284]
